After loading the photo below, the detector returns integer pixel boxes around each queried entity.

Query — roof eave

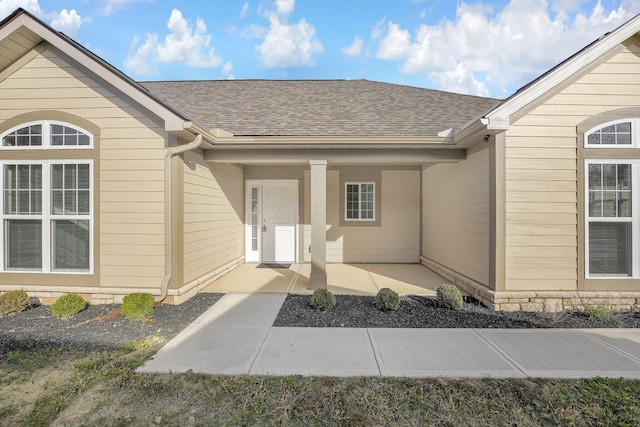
[483,12,640,127]
[0,8,192,132]
[209,134,453,146]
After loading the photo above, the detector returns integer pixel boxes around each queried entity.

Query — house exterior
[3,8,640,311]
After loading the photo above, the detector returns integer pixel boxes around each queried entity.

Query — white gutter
[158,133,204,302]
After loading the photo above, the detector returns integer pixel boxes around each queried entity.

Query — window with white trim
[585,161,638,277]
[1,121,92,149]
[0,122,93,273]
[345,182,375,221]
[585,119,640,147]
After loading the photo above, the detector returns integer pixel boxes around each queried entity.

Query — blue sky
[2,0,640,98]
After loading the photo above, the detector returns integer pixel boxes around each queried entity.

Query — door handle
[262,225,266,232]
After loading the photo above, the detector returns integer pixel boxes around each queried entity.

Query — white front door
[245,180,298,263]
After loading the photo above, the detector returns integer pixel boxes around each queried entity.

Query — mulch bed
[0,293,223,354]
[273,294,640,329]
[4,292,639,355]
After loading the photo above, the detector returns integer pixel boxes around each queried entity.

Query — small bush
[51,293,87,319]
[437,284,463,310]
[0,290,31,317]
[583,302,611,321]
[121,293,155,320]
[375,288,400,311]
[310,288,336,311]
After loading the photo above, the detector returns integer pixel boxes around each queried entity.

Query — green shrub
[436,284,463,310]
[51,293,87,319]
[583,302,611,321]
[375,288,400,311]
[121,293,155,320]
[310,288,336,311]
[0,290,31,317]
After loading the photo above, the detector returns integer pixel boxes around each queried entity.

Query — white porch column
[310,160,327,289]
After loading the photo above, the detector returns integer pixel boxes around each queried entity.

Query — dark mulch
[273,294,640,328]
[0,293,223,354]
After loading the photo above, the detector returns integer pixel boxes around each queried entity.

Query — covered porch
[205,144,466,290]
[202,263,449,296]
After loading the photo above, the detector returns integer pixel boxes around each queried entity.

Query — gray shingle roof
[139,79,500,137]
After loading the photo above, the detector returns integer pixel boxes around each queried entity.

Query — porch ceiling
[204,147,465,164]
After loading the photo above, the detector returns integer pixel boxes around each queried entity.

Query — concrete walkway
[138,293,640,379]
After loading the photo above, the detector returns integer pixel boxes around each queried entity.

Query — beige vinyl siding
[503,40,640,291]
[182,151,244,284]
[0,43,168,289]
[303,168,420,263]
[421,143,490,285]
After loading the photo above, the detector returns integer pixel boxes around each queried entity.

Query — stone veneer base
[0,256,244,306]
[420,256,640,312]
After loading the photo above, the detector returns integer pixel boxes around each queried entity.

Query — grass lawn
[2,339,640,426]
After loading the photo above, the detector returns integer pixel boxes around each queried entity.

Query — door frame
[245,179,299,263]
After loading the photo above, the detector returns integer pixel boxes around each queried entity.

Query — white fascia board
[485,14,640,125]
[0,14,27,42]
[10,14,188,131]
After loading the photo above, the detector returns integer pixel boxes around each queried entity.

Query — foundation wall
[422,256,640,312]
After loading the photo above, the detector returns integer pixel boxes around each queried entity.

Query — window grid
[585,119,639,148]
[251,187,259,251]
[4,164,42,215]
[1,160,92,273]
[345,182,375,221]
[1,124,42,147]
[588,163,631,218]
[51,164,90,216]
[50,124,91,146]
[1,121,92,149]
[585,160,640,279]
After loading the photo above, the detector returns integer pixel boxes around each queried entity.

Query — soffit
[0,25,40,73]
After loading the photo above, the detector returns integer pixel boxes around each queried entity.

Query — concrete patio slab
[202,263,454,296]
[478,329,640,378]
[364,264,442,296]
[202,263,297,293]
[249,327,380,377]
[582,329,640,363]
[138,325,270,375]
[192,293,286,327]
[369,328,525,378]
[326,264,378,295]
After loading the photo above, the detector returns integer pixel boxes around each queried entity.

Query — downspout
[158,133,204,302]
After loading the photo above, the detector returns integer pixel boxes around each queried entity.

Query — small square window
[345,183,375,221]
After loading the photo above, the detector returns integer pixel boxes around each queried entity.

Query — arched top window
[1,121,92,149]
[585,119,638,148]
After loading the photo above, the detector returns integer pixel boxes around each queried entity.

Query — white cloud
[373,0,640,97]
[124,9,226,75]
[371,17,387,39]
[222,61,233,76]
[429,64,491,97]
[276,0,295,14]
[257,0,323,68]
[375,22,411,60]
[240,2,250,18]
[0,0,83,36]
[123,34,159,74]
[50,9,82,36]
[241,24,267,39]
[0,0,41,18]
[342,35,363,56]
